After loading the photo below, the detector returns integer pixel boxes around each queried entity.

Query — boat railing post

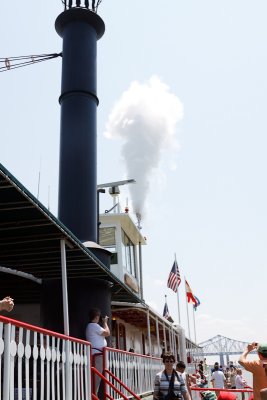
[103,347,108,400]
[65,339,71,400]
[3,322,11,400]
[84,343,91,400]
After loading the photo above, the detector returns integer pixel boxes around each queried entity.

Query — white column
[156,318,160,357]
[60,239,70,336]
[146,310,152,355]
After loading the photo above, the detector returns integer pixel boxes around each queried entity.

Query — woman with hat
[239,342,267,400]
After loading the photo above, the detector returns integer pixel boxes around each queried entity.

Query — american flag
[163,302,170,319]
[167,260,181,292]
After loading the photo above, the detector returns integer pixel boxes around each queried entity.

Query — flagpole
[192,305,197,343]
[184,277,191,340]
[175,253,181,325]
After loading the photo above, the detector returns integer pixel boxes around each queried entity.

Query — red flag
[185,279,197,306]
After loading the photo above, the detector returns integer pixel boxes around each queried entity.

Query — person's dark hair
[89,308,101,322]
[214,362,219,366]
[214,365,219,371]
[176,361,186,369]
[162,352,175,363]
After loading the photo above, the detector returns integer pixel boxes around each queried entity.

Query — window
[99,227,117,264]
[121,229,136,276]
[111,320,126,350]
[118,324,126,350]
[111,319,118,348]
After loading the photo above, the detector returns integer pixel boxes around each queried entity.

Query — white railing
[103,347,162,399]
[0,315,91,400]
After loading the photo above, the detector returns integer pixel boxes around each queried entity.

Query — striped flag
[167,260,181,293]
[163,302,170,319]
[185,279,198,306]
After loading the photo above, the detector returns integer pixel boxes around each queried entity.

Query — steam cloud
[104,76,184,218]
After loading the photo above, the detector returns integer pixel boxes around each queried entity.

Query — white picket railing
[103,347,162,399]
[0,316,91,400]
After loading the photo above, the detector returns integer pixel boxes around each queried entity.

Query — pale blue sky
[1,1,267,344]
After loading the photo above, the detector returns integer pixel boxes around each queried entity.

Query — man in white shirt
[85,308,110,396]
[211,365,226,389]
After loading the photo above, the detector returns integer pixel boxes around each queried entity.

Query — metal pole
[174,254,181,325]
[184,278,191,340]
[97,188,105,244]
[139,242,144,299]
[192,306,197,344]
[60,239,70,336]
[173,329,177,360]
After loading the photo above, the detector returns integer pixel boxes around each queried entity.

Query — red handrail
[104,346,161,360]
[0,315,90,345]
[91,366,129,400]
[191,387,253,393]
[104,368,141,400]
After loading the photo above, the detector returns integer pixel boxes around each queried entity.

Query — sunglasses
[165,359,174,363]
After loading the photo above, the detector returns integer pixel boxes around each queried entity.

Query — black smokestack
[55,5,105,242]
[41,3,112,340]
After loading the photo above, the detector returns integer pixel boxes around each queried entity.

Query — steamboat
[0,1,200,399]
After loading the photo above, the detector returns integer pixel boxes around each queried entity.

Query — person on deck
[176,360,196,398]
[85,308,110,397]
[198,361,204,373]
[153,353,190,400]
[229,366,237,389]
[212,362,224,373]
[235,368,246,400]
[239,342,267,400]
[211,365,226,389]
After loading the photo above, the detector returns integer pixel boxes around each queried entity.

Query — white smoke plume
[104,75,184,218]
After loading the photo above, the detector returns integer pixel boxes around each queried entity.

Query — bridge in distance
[197,334,257,365]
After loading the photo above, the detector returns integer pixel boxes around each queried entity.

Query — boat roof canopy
[0,163,143,304]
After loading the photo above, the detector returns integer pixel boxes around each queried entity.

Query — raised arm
[100,316,110,337]
[239,343,256,366]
